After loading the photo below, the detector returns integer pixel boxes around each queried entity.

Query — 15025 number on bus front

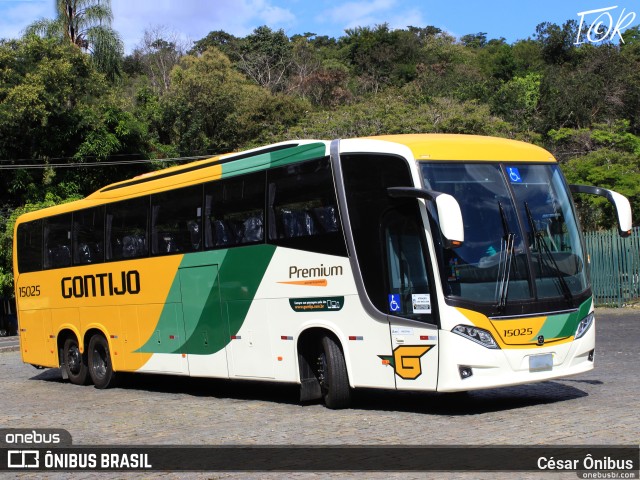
[503,328,533,338]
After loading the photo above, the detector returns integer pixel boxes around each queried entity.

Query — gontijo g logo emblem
[378,345,433,380]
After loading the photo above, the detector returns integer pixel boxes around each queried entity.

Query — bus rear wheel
[88,334,116,389]
[63,337,89,385]
[317,335,350,409]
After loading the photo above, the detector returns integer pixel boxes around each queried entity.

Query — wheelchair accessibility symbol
[388,294,401,313]
[507,167,522,183]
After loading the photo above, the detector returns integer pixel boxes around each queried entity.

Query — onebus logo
[61,271,141,299]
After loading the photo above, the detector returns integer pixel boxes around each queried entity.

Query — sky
[0,0,639,53]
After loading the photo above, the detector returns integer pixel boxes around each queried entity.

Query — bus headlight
[575,312,594,339]
[452,325,499,349]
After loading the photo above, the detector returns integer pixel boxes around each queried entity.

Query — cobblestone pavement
[0,308,638,480]
[0,335,18,353]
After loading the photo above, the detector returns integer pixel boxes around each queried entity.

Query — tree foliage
[25,0,124,79]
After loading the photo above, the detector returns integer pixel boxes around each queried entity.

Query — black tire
[63,337,89,385]
[88,334,116,389]
[318,335,351,409]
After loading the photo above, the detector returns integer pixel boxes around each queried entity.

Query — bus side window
[151,185,203,255]
[17,220,43,273]
[43,214,72,269]
[73,206,104,265]
[204,171,266,249]
[267,157,347,256]
[106,197,149,261]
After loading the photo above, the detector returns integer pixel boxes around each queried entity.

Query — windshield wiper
[495,202,515,311]
[524,202,572,303]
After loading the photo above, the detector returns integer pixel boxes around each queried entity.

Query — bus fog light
[459,366,473,379]
[588,349,594,362]
[575,312,594,340]
[452,325,499,349]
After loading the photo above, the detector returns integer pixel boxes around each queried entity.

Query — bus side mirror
[569,185,633,237]
[387,187,464,246]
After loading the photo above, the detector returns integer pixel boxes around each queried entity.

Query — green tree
[285,89,518,140]
[25,0,123,79]
[538,43,633,132]
[339,24,422,94]
[0,36,152,206]
[534,21,578,65]
[133,26,187,95]
[491,72,541,130]
[158,48,306,154]
[238,26,292,92]
[189,30,240,60]
[563,149,640,230]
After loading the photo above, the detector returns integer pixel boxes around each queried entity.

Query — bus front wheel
[318,335,350,409]
[88,334,116,389]
[63,337,89,385]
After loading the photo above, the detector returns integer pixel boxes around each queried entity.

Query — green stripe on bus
[535,297,592,340]
[137,245,276,355]
[220,143,326,177]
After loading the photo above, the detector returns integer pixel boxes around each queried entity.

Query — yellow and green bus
[13,134,632,408]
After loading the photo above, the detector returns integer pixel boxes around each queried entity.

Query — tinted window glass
[17,220,43,273]
[204,172,265,249]
[421,163,531,304]
[383,205,434,323]
[73,207,104,265]
[106,197,149,260]
[341,154,419,313]
[151,185,202,255]
[43,214,72,269]
[268,157,346,256]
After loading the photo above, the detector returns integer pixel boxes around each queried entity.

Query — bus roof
[366,134,556,163]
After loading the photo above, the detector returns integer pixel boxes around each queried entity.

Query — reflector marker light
[349,336,364,341]
[231,335,241,340]
[281,336,293,340]
[420,335,435,341]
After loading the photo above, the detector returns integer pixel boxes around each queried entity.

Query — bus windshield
[421,163,588,312]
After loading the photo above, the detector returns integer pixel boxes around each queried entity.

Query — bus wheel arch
[58,329,89,385]
[297,328,351,409]
[85,330,117,389]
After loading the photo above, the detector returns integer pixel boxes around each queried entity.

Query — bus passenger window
[267,157,347,256]
[73,206,104,265]
[204,171,266,249]
[151,185,203,255]
[43,214,72,269]
[106,197,149,261]
[16,220,43,273]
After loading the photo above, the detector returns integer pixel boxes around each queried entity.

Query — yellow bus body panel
[16,255,183,370]
[370,134,556,163]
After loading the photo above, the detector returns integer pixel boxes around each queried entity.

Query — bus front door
[382,204,439,391]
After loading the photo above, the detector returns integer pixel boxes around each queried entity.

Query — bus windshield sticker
[411,294,431,314]
[507,167,522,183]
[289,297,344,312]
[388,294,401,313]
